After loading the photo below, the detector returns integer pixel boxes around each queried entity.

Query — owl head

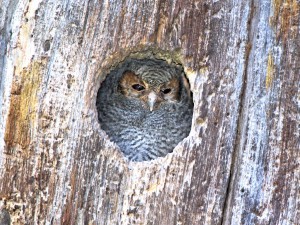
[118,70,181,111]
[115,58,191,112]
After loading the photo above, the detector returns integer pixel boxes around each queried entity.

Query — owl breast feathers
[97,58,193,162]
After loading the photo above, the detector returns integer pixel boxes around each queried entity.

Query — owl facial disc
[119,69,181,112]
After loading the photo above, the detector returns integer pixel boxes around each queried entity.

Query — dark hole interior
[96,58,193,162]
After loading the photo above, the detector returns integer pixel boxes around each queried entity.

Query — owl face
[119,71,180,111]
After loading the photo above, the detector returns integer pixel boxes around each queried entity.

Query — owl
[96,58,193,162]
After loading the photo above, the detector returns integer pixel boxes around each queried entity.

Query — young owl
[96,58,193,162]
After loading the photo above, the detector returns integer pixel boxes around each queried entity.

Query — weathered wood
[0,0,299,224]
[223,1,300,224]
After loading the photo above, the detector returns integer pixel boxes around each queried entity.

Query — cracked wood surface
[0,0,299,224]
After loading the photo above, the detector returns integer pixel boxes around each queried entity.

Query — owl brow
[137,66,174,78]
[142,73,174,85]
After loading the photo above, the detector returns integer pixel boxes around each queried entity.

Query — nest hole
[96,57,193,162]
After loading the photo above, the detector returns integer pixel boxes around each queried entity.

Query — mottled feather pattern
[97,58,193,162]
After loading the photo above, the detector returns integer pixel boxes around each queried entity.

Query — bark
[0,0,299,224]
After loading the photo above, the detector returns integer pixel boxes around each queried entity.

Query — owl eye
[132,84,145,91]
[161,88,172,94]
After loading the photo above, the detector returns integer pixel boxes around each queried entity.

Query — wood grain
[0,0,299,224]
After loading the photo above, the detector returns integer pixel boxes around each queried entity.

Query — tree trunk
[0,0,299,224]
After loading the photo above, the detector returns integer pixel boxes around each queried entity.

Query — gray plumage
[0,209,11,225]
[96,58,193,162]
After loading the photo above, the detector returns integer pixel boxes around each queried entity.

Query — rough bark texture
[0,0,299,224]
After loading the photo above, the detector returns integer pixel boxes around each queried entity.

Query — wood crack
[220,0,255,224]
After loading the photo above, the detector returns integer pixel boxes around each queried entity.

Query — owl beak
[148,91,157,111]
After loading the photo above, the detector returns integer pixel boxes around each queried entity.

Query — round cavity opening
[96,57,193,162]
